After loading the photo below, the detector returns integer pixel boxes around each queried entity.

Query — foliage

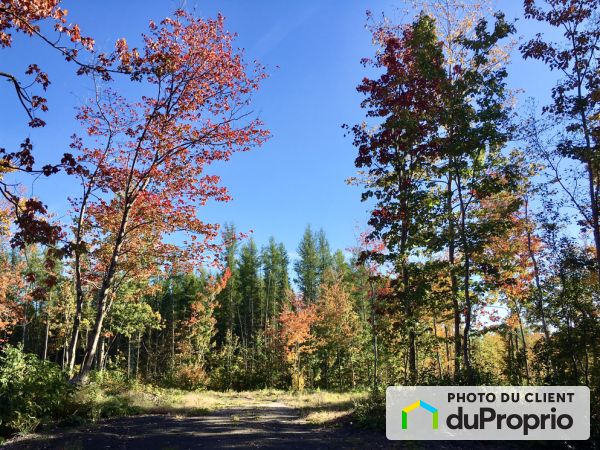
[521,0,600,281]
[278,294,317,390]
[0,1,599,443]
[0,345,72,435]
[352,391,386,430]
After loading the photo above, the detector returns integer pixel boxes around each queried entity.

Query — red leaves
[12,198,64,249]
[27,117,46,127]
[65,10,268,298]
[25,64,50,90]
[1,5,267,324]
[0,0,63,45]
[1,0,99,127]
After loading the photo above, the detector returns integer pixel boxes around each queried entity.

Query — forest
[0,0,599,446]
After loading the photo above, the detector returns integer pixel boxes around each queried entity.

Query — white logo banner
[386,386,589,440]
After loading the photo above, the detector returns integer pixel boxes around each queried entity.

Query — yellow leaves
[0,197,11,238]
[0,256,24,333]
[0,159,16,175]
[505,313,520,329]
[412,0,512,72]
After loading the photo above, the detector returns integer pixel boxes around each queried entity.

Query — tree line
[0,224,374,391]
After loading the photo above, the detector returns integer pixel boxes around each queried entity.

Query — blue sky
[0,1,560,260]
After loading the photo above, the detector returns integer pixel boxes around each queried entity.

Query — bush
[87,367,130,394]
[352,390,385,430]
[172,363,208,390]
[67,382,138,424]
[0,345,73,436]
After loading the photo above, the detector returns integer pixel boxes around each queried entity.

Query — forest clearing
[0,0,599,448]
[3,389,381,449]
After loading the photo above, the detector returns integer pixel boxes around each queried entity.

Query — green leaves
[0,345,72,435]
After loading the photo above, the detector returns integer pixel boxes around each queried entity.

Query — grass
[82,383,367,425]
[278,390,368,425]
[1,382,368,445]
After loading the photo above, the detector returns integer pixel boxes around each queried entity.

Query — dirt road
[1,401,558,449]
[2,401,395,449]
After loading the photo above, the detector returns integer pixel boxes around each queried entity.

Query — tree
[294,225,320,303]
[521,0,600,281]
[351,6,518,382]
[237,239,262,347]
[439,12,517,381]
[316,228,333,280]
[403,0,516,382]
[348,13,448,382]
[67,10,268,382]
[0,248,23,339]
[176,270,229,388]
[261,237,290,331]
[215,224,241,345]
[109,295,162,377]
[313,269,360,389]
[278,294,317,390]
[0,0,122,253]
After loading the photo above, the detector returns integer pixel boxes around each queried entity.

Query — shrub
[0,345,73,436]
[87,367,130,394]
[68,382,138,424]
[352,390,385,430]
[173,364,208,390]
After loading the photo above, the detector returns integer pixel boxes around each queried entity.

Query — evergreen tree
[294,225,320,303]
[215,224,240,345]
[261,237,290,330]
[316,228,333,283]
[237,239,262,346]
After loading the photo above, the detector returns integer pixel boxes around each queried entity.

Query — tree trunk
[370,279,378,393]
[98,334,105,373]
[75,208,130,383]
[170,276,175,371]
[68,189,93,373]
[433,316,442,379]
[524,197,551,341]
[444,324,451,376]
[136,331,141,379]
[456,169,472,382]
[43,316,50,361]
[585,160,600,282]
[447,174,461,380]
[128,336,131,379]
[516,304,530,384]
[575,72,600,283]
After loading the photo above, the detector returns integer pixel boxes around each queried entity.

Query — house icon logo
[402,400,438,430]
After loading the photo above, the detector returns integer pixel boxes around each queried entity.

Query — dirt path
[2,401,395,449]
[1,401,560,450]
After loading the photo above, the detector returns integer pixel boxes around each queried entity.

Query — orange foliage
[0,248,25,337]
[278,295,317,367]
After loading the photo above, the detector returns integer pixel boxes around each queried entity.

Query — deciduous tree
[521,0,600,281]
[67,10,268,382]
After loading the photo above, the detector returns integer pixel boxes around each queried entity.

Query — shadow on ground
[1,403,571,450]
[3,405,388,450]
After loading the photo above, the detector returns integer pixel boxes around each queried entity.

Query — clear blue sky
[1,1,558,260]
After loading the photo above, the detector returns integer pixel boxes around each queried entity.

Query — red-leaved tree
[66,10,268,381]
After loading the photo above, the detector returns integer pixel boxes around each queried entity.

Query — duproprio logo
[387,387,589,441]
[402,400,438,430]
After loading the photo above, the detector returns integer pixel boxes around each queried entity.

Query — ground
[2,405,387,449]
[1,390,391,449]
[0,390,563,449]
